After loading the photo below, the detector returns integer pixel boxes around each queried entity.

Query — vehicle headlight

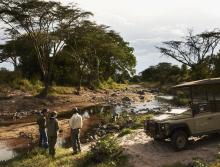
[160,123,169,131]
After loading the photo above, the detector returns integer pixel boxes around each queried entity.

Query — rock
[111,93,117,97]
[137,90,145,95]
[122,96,131,102]
[139,96,145,100]
[106,123,120,131]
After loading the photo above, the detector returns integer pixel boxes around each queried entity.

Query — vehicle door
[194,103,214,133]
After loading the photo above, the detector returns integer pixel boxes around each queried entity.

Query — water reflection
[0,144,16,161]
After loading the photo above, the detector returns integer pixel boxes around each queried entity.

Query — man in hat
[47,111,59,157]
[37,108,48,148]
[69,107,83,154]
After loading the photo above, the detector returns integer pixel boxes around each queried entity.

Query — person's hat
[72,107,79,114]
[50,111,57,118]
[41,108,49,114]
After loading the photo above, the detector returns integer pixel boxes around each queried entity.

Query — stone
[122,96,131,102]
[139,96,145,100]
[137,90,145,95]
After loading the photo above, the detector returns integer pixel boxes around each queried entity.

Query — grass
[8,79,43,95]
[1,136,129,167]
[0,147,78,167]
[118,128,133,137]
[131,114,154,129]
[49,86,76,95]
[100,78,128,90]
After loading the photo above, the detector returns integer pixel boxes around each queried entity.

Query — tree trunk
[76,71,82,95]
[37,75,49,98]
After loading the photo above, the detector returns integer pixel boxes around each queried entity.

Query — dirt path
[119,129,220,167]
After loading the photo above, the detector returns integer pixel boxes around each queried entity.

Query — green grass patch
[118,128,133,137]
[10,79,43,95]
[49,86,76,95]
[1,136,129,167]
[0,147,83,167]
[100,78,128,90]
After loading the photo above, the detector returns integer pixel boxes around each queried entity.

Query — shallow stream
[0,95,173,162]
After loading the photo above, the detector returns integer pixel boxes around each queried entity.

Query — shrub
[90,135,123,163]
[10,79,43,94]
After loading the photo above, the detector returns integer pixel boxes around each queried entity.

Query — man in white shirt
[69,107,83,154]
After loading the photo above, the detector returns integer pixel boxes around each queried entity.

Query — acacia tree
[157,30,220,79]
[0,40,18,70]
[0,0,92,97]
[63,21,136,92]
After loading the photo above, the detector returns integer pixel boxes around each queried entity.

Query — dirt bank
[119,129,220,167]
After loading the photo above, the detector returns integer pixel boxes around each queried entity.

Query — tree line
[136,30,220,85]
[0,0,136,97]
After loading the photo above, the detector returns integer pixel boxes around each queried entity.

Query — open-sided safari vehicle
[144,78,220,151]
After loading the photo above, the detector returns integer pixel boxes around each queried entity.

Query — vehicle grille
[145,120,159,137]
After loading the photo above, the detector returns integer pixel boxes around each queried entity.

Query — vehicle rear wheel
[171,130,188,151]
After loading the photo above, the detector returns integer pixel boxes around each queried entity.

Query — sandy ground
[119,129,220,167]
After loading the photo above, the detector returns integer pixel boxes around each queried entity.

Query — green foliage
[90,135,124,163]
[0,146,127,167]
[191,159,208,167]
[118,128,133,137]
[140,62,182,85]
[0,70,22,85]
[10,79,43,94]
[100,78,128,90]
[49,86,75,95]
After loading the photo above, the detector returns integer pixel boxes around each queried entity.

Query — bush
[100,77,127,90]
[10,79,43,94]
[0,70,22,85]
[90,135,123,163]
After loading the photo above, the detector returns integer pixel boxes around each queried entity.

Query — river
[0,95,173,162]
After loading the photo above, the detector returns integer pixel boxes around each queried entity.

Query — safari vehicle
[144,77,220,150]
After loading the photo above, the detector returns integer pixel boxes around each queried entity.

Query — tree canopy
[0,0,136,95]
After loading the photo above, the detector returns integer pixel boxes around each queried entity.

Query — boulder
[139,96,145,100]
[122,96,131,102]
[137,90,145,95]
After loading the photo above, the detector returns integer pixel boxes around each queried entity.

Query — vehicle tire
[171,130,188,151]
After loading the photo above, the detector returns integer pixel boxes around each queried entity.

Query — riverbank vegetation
[0,135,128,167]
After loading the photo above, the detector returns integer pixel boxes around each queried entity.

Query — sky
[2,0,220,73]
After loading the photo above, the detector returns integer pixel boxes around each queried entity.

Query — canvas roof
[172,78,220,88]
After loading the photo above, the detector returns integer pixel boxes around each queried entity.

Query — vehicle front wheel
[171,130,188,151]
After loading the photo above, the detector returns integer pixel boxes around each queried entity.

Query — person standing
[37,109,48,148]
[47,111,59,158]
[69,108,83,154]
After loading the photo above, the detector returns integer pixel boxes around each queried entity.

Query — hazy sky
[2,0,220,73]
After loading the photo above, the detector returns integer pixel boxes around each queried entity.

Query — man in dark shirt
[37,108,48,148]
[47,111,59,157]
